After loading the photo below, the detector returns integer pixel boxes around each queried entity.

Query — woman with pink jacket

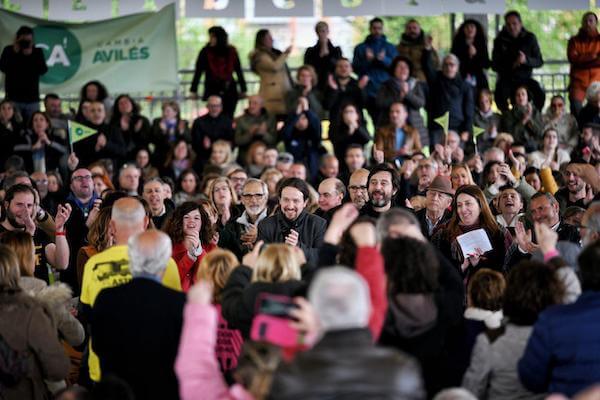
[175,281,255,400]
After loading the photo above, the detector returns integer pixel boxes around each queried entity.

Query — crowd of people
[2,9,600,400]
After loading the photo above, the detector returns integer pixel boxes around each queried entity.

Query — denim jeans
[13,101,40,123]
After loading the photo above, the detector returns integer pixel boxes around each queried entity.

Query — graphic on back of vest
[93,259,130,282]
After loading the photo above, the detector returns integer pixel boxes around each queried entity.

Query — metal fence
[58,60,571,120]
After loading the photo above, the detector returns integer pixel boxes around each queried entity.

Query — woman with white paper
[431,185,513,282]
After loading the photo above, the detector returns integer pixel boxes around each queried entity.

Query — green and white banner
[0,4,178,95]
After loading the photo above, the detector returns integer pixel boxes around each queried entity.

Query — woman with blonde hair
[492,133,514,154]
[0,231,85,348]
[252,244,302,283]
[0,244,70,400]
[205,139,235,175]
[197,249,243,374]
[198,249,239,303]
[450,163,475,190]
[222,243,305,338]
[208,176,240,228]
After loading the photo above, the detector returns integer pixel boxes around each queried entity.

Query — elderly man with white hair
[91,229,186,400]
[269,266,425,399]
[80,197,182,383]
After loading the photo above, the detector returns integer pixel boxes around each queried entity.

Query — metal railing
[58,60,571,120]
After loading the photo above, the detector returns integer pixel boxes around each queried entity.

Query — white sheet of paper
[456,229,493,259]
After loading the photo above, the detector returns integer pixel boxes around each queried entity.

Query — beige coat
[249,49,291,115]
[0,292,69,400]
[19,277,85,346]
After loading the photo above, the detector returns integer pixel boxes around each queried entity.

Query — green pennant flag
[434,111,449,133]
[473,125,486,139]
[68,120,97,145]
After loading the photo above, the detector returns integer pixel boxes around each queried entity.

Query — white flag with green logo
[0,4,178,94]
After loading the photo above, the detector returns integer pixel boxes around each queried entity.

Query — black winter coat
[451,38,491,90]
[303,40,343,92]
[492,27,543,81]
[423,49,474,134]
[91,278,186,400]
[218,219,249,261]
[221,265,306,338]
[0,45,47,102]
[324,77,366,127]
[379,248,464,397]
[270,328,426,400]
[257,210,326,266]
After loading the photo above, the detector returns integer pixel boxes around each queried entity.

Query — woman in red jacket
[164,201,215,292]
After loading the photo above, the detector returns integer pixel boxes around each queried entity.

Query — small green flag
[68,120,97,145]
[434,111,449,133]
[473,125,486,139]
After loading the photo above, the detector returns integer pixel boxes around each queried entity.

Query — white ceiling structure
[0,0,594,21]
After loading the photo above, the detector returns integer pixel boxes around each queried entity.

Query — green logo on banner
[34,25,82,84]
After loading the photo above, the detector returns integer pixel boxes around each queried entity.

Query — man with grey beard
[218,178,269,260]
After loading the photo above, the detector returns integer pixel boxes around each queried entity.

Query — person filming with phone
[0,25,48,122]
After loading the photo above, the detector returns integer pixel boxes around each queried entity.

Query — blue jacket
[518,291,600,397]
[352,34,398,98]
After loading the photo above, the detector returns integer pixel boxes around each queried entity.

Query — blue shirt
[395,127,406,151]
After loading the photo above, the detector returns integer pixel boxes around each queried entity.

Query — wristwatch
[36,208,48,222]
[189,245,203,259]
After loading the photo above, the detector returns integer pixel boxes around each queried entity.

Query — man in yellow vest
[80,197,181,382]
